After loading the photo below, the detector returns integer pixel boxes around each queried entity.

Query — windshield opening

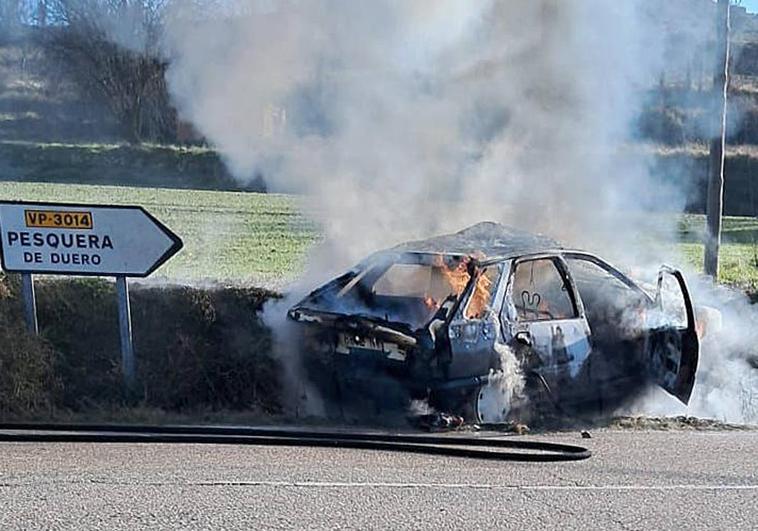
[299,253,473,329]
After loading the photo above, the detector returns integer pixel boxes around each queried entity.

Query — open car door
[647,266,699,404]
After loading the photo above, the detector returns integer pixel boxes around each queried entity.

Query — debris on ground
[411,412,465,432]
[608,415,755,431]
[477,422,530,435]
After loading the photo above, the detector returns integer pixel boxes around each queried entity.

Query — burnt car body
[288,222,700,422]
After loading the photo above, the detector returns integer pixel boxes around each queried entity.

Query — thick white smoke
[164,1,677,264]
[162,0,757,423]
[629,279,758,423]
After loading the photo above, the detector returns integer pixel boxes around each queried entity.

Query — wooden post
[704,0,730,279]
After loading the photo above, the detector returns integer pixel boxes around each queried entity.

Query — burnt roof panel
[388,221,562,258]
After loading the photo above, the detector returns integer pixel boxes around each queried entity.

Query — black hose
[0,422,591,462]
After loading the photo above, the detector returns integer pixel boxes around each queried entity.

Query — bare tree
[1,1,57,39]
[40,0,175,143]
[0,0,23,39]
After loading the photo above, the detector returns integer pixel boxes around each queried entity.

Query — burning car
[288,222,702,423]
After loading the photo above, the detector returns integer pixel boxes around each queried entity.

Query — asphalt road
[1,428,756,530]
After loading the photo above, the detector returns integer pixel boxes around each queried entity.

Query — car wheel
[474,379,512,423]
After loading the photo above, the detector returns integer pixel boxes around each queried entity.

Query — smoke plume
[164,1,674,261]
[163,0,757,423]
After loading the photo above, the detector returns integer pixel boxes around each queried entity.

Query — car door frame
[499,252,593,387]
[647,265,700,404]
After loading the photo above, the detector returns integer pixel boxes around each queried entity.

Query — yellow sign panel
[24,210,93,230]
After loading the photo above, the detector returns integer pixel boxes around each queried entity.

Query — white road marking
[2,479,756,492]
[185,481,758,491]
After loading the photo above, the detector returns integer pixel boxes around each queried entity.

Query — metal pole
[116,275,135,388]
[21,273,38,335]
[704,0,730,279]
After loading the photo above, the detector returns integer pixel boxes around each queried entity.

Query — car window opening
[565,256,648,341]
[307,254,474,329]
[512,258,576,321]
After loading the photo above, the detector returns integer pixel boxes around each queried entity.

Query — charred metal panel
[646,267,700,404]
[447,314,500,379]
[500,254,593,406]
[446,263,504,379]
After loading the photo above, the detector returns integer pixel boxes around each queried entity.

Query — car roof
[387,221,563,258]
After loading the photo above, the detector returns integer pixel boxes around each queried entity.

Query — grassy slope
[0,140,258,191]
[1,181,757,288]
[0,46,254,192]
[0,181,320,285]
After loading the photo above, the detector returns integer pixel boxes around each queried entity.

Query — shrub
[637,107,687,145]
[0,273,59,416]
[28,278,282,413]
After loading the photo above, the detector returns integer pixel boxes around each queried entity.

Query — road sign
[0,200,184,389]
[0,201,183,277]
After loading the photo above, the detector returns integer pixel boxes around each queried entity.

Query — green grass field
[1,181,757,290]
[677,214,758,290]
[0,182,320,285]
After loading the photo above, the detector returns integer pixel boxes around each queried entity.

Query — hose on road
[0,422,591,462]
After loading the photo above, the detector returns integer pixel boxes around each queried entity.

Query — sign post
[116,275,135,388]
[21,273,38,335]
[705,0,730,279]
[0,201,183,389]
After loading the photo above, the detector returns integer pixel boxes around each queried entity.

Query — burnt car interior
[564,255,650,348]
[370,261,461,325]
[303,253,475,329]
[511,258,577,322]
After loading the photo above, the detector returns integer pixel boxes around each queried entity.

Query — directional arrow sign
[0,201,183,277]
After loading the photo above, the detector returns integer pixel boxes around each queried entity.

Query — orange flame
[423,295,439,310]
[425,254,493,319]
[441,259,471,297]
[465,270,493,319]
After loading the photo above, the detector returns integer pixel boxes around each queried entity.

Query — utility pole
[704,0,731,279]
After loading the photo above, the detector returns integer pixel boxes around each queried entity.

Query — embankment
[0,273,282,419]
